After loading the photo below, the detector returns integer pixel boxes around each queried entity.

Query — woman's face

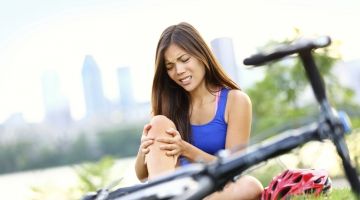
[164,44,206,92]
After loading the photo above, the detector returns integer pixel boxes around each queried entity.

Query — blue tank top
[180,88,229,165]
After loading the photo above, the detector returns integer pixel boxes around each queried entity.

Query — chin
[181,85,193,92]
[182,85,197,92]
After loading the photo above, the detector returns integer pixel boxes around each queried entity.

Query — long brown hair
[152,22,239,142]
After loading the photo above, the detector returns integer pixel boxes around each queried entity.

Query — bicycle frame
[84,36,360,200]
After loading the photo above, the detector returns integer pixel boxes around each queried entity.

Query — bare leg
[146,115,178,180]
[204,175,263,200]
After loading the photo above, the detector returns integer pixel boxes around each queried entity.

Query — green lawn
[292,188,357,200]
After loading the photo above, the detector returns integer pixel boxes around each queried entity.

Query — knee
[150,115,174,125]
[148,115,176,137]
[246,176,263,199]
[234,175,263,200]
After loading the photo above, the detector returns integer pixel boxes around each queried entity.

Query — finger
[159,144,176,150]
[143,124,152,135]
[142,148,150,154]
[165,128,179,137]
[140,140,152,149]
[141,137,154,143]
[157,138,174,144]
[142,140,154,148]
[166,150,179,156]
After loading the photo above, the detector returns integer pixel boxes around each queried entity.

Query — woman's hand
[156,128,186,157]
[140,124,154,157]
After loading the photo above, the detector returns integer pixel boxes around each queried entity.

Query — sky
[0,0,359,123]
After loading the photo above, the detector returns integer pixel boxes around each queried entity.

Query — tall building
[211,37,239,83]
[41,70,72,127]
[117,66,135,108]
[81,55,107,117]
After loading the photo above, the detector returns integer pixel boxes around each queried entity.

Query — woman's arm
[182,141,218,163]
[134,124,153,182]
[135,148,148,181]
[225,90,252,150]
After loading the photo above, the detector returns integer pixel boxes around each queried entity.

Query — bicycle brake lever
[95,177,124,200]
[338,110,352,134]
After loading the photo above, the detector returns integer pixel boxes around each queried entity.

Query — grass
[292,188,357,200]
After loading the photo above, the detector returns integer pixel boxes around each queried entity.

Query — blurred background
[0,0,359,199]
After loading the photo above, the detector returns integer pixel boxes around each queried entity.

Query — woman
[135,22,263,200]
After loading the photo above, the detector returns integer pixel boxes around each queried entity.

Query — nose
[175,63,186,75]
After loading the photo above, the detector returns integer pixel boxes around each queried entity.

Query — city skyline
[2,35,249,124]
[4,47,360,126]
[1,0,360,123]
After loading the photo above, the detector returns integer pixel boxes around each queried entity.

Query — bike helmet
[261,169,331,200]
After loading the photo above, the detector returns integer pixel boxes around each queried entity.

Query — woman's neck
[190,84,218,107]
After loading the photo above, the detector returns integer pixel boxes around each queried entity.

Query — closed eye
[179,54,190,63]
[181,57,190,63]
[166,63,174,70]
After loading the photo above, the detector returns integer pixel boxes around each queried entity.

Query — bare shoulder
[228,89,252,107]
[225,89,252,123]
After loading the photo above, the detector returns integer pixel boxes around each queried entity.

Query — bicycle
[83,36,360,200]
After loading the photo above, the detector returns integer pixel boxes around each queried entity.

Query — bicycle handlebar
[243,36,331,104]
[243,36,331,66]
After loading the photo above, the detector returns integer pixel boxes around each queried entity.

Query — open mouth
[179,76,192,84]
